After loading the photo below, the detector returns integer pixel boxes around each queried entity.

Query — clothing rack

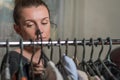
[0,38,120,47]
[1,38,120,80]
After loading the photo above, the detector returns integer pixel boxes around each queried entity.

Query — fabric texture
[45,61,63,80]
[61,54,78,80]
[77,70,88,80]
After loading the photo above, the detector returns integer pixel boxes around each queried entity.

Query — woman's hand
[33,64,45,75]
[33,59,45,75]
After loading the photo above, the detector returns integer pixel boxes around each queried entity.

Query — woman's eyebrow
[41,17,49,21]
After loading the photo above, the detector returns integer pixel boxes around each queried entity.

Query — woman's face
[14,5,50,41]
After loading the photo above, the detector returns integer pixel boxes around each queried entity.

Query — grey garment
[77,70,89,80]
[45,61,63,80]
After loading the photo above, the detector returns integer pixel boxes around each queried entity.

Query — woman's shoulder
[1,50,28,69]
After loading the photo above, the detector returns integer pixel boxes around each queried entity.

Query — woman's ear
[13,24,21,35]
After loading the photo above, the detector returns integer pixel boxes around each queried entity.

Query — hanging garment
[94,60,120,80]
[61,54,79,80]
[77,70,88,80]
[45,61,63,80]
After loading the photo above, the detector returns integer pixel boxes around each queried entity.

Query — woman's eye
[41,19,49,25]
[26,24,35,28]
[42,22,47,25]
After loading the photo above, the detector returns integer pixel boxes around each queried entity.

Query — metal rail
[0,39,120,47]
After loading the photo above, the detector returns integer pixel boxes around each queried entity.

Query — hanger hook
[90,38,94,60]
[105,37,112,61]
[65,38,69,55]
[30,40,35,64]
[6,39,10,64]
[58,38,62,60]
[49,38,53,61]
[98,38,104,59]
[74,38,77,59]
[20,39,23,56]
[38,30,43,64]
[6,39,9,55]
[82,38,86,61]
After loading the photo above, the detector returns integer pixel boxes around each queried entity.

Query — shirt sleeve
[0,52,20,77]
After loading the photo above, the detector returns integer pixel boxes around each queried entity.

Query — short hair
[13,0,50,25]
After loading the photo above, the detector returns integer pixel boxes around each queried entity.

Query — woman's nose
[36,24,44,33]
[35,29,41,35]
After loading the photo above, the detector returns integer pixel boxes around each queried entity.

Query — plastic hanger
[56,38,63,71]
[95,38,117,80]
[1,39,11,80]
[37,29,43,64]
[36,29,49,65]
[105,37,112,62]
[29,40,35,80]
[73,38,78,66]
[19,39,27,80]
[56,38,64,68]
[58,38,62,61]
[79,38,95,76]
[87,38,102,78]
[65,38,68,56]
[49,38,53,61]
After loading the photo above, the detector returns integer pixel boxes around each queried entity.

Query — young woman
[1,0,51,79]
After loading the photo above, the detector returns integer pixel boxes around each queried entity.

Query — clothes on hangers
[77,70,88,80]
[45,61,63,80]
[1,38,120,80]
[61,54,79,80]
[94,60,120,80]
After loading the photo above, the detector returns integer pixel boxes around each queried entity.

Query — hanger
[79,38,86,71]
[56,38,64,68]
[28,40,35,80]
[18,39,27,80]
[95,38,117,80]
[105,37,112,62]
[49,38,53,61]
[2,39,11,80]
[58,38,62,61]
[37,29,49,65]
[6,39,9,63]
[79,38,96,76]
[37,29,43,64]
[73,38,78,66]
[87,38,102,78]
[65,38,68,56]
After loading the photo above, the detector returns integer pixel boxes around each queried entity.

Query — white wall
[84,0,120,39]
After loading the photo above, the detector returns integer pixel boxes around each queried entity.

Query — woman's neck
[15,46,42,64]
